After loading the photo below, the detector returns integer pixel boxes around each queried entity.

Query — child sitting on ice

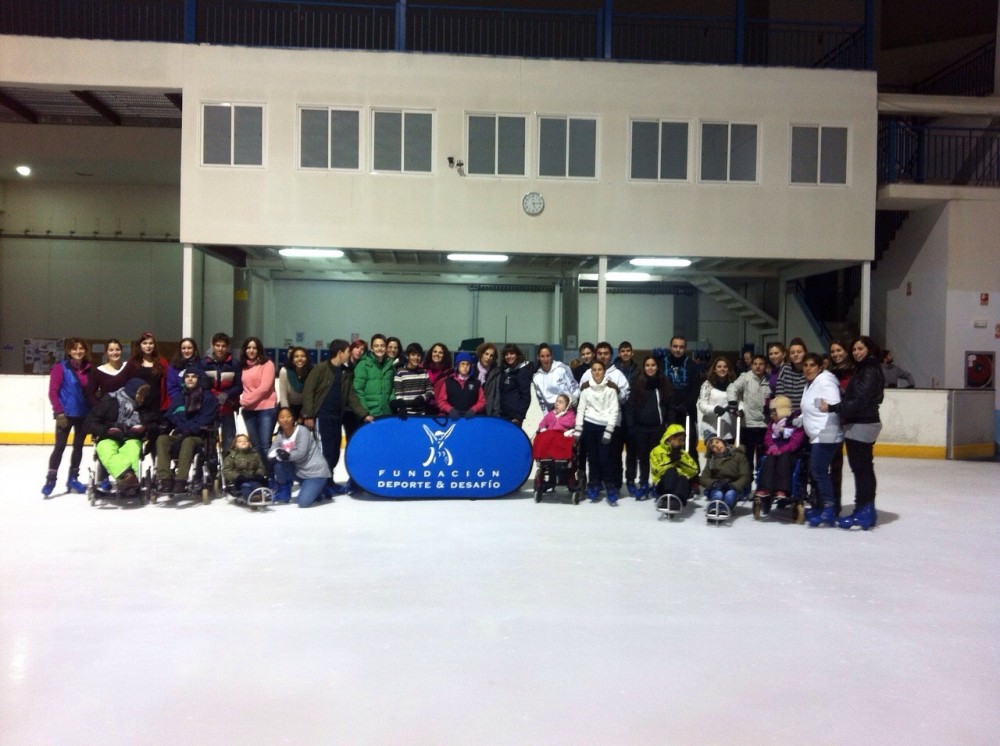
[222,433,268,500]
[753,394,805,516]
[699,433,752,519]
[649,423,699,510]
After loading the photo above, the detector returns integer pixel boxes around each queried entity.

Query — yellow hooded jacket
[649,423,700,484]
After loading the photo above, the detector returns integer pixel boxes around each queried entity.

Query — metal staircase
[686,276,778,335]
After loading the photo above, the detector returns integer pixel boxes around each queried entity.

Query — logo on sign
[422,423,455,466]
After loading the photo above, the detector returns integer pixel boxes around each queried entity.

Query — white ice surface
[2,446,998,745]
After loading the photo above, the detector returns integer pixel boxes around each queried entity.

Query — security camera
[447,156,455,167]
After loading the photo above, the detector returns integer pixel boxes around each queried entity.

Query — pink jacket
[240,360,277,411]
[537,408,576,433]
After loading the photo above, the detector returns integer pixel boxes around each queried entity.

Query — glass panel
[404,112,432,172]
[203,104,232,165]
[468,115,496,175]
[820,127,848,184]
[300,109,328,168]
[568,118,596,178]
[539,117,567,177]
[660,121,688,180]
[233,106,263,166]
[330,110,359,170]
[791,126,819,183]
[700,122,728,181]
[630,120,659,180]
[497,116,525,175]
[729,123,757,181]
[373,111,402,171]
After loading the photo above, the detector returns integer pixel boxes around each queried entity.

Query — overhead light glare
[16,165,31,176]
[278,248,344,258]
[629,257,691,268]
[447,253,509,263]
[580,272,652,282]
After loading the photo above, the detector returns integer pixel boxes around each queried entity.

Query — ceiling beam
[164,92,183,111]
[71,90,121,125]
[0,90,39,123]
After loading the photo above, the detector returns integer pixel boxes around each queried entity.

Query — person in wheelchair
[85,378,151,497]
[753,395,805,516]
[222,433,268,499]
[154,367,219,494]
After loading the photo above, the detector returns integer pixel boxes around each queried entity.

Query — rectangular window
[202,104,264,166]
[700,121,757,182]
[373,110,433,173]
[631,120,689,180]
[539,116,597,178]
[467,114,526,176]
[791,125,848,185]
[300,107,360,170]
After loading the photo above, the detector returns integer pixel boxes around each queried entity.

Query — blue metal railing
[0,0,873,70]
[915,39,996,97]
[879,119,1000,187]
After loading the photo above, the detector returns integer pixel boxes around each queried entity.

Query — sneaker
[158,476,174,494]
[775,490,788,498]
[172,479,188,495]
[753,489,770,498]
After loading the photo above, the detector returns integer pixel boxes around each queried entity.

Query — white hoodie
[574,380,620,436]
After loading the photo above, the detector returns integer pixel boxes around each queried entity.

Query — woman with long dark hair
[238,337,277,473]
[279,346,313,421]
[42,338,92,496]
[624,354,672,499]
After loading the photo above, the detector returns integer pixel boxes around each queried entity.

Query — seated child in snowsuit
[85,378,151,497]
[700,433,752,510]
[753,394,804,514]
[649,423,699,506]
[223,433,268,499]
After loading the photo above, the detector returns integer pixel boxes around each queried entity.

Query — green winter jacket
[649,423,700,483]
[352,353,396,417]
[301,361,369,421]
[699,444,752,491]
[222,446,266,483]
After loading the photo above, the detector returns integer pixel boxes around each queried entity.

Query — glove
[563,430,575,438]
[448,408,461,420]
[276,449,290,461]
[105,427,124,442]
[55,413,70,430]
[127,424,146,437]
[714,405,727,415]
[464,410,475,419]
[727,401,739,414]
[668,449,681,463]
[601,431,612,445]
[710,481,722,491]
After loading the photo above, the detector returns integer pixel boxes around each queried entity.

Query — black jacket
[831,356,884,424]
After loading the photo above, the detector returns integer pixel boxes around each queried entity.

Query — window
[300,107,360,170]
[372,110,433,173]
[467,114,526,176]
[700,122,757,182]
[539,116,597,178]
[202,104,264,166]
[630,120,689,180]
[791,125,848,184]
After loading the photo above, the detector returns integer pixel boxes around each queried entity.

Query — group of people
[42,330,887,526]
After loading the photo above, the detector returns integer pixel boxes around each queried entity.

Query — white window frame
[371,108,435,175]
[465,112,528,178]
[297,105,363,172]
[628,118,691,182]
[200,102,266,168]
[698,120,759,184]
[789,123,850,186]
[536,114,600,180]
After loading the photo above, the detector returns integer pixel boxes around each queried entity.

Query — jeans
[242,407,277,474]
[316,417,343,474]
[273,461,327,508]
[810,441,841,508]
[708,487,738,508]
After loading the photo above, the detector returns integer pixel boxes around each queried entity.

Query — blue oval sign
[345,415,533,498]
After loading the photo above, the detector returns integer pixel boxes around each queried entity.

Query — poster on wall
[965,351,994,389]
[23,338,64,374]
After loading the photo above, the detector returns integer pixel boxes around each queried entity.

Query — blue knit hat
[455,351,475,367]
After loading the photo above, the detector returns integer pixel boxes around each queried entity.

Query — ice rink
[2,444,998,745]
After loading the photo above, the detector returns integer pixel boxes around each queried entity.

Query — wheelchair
[86,438,153,507]
[752,446,813,524]
[148,427,219,504]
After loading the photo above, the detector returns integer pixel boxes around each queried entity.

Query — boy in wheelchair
[154,367,218,494]
[85,378,151,497]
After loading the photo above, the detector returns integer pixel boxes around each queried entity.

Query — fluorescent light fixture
[16,165,31,176]
[278,248,344,258]
[579,272,652,282]
[447,253,509,263]
[629,257,692,268]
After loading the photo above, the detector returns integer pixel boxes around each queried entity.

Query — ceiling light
[629,257,692,268]
[278,248,344,258]
[447,253,509,263]
[579,272,652,282]
[16,165,31,176]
